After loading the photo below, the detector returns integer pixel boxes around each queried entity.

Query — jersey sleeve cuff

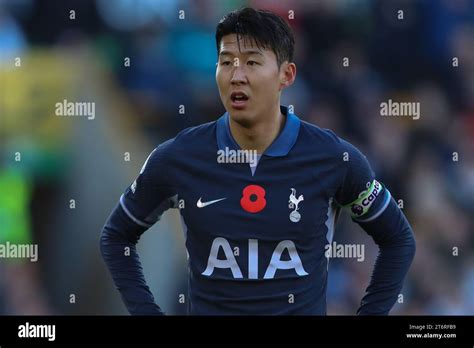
[119,194,153,228]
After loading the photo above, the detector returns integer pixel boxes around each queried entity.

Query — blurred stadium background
[0,0,473,315]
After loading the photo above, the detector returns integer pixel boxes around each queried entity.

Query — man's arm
[100,142,176,315]
[353,196,416,315]
[334,138,416,315]
[100,203,164,315]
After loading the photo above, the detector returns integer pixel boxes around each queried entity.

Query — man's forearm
[100,203,164,315]
[356,198,416,315]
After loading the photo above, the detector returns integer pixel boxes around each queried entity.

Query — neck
[229,105,285,154]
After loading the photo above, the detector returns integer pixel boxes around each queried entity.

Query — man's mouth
[230,91,249,109]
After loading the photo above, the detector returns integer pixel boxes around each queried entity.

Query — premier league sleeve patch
[344,179,384,219]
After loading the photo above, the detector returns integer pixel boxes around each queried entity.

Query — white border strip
[119,194,152,228]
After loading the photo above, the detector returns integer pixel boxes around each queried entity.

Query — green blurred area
[1,50,75,244]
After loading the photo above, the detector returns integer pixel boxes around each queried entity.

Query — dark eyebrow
[219,49,264,57]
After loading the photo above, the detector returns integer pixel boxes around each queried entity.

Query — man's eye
[221,61,231,66]
[247,60,258,66]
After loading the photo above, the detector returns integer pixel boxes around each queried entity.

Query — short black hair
[215,7,295,67]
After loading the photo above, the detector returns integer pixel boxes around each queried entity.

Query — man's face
[216,34,288,126]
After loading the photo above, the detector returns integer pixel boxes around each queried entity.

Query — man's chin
[228,109,255,128]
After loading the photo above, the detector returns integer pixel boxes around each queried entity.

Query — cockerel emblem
[288,188,304,223]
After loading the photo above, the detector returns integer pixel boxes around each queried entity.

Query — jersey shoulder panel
[145,120,218,169]
[167,120,218,151]
[298,120,350,159]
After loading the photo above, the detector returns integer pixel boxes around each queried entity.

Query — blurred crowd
[1,0,473,315]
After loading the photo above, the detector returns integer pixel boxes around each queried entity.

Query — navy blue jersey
[115,105,398,315]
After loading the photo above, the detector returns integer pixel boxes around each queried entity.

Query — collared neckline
[216,105,301,157]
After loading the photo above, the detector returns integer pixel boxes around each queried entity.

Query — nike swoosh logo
[196,197,226,208]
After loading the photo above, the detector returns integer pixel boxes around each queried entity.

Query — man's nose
[231,64,247,84]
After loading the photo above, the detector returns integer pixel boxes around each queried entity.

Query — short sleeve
[119,142,177,228]
[335,139,392,223]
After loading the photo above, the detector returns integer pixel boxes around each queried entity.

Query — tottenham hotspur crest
[288,188,304,223]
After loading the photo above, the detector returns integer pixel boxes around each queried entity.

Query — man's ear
[279,62,296,90]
